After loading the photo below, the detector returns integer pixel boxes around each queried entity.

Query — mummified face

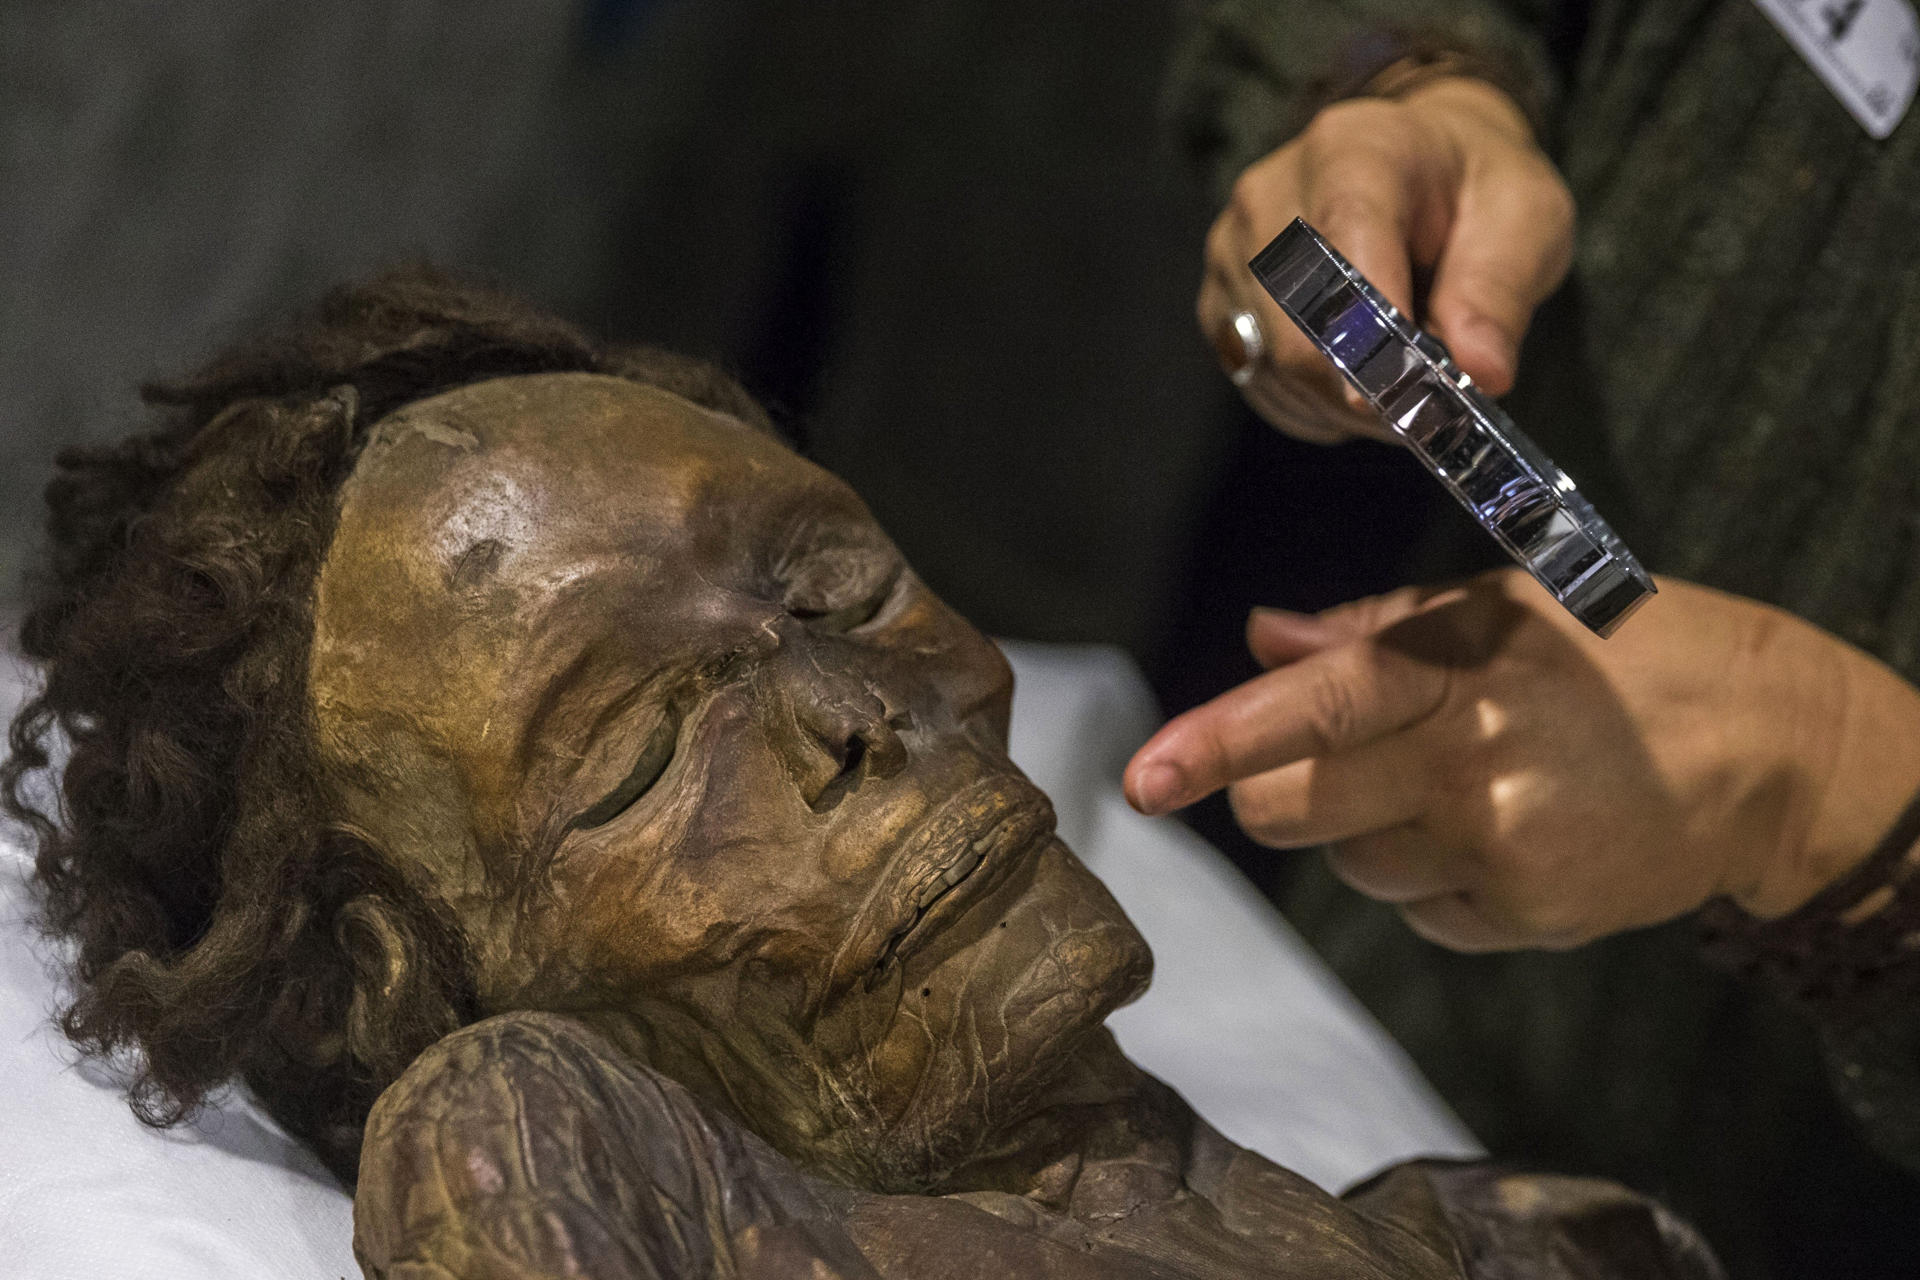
[307,373,1151,1188]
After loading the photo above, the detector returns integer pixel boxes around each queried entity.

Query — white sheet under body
[0,641,1475,1279]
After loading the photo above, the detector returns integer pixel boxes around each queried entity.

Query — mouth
[858,777,1055,989]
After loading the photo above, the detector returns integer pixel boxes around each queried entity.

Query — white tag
[1752,0,1920,138]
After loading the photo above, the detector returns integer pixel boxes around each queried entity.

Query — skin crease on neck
[306,372,1161,1195]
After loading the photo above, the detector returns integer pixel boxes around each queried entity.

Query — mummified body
[5,274,1719,1279]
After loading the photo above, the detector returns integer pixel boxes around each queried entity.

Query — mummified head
[3,271,1149,1188]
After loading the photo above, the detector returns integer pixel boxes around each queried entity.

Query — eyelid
[789,562,903,633]
[568,707,681,831]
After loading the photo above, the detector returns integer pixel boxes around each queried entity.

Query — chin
[849,839,1153,1190]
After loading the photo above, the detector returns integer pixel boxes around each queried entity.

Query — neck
[927,1030,1199,1216]
[577,1001,1203,1215]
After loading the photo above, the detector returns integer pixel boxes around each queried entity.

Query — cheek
[509,809,849,1010]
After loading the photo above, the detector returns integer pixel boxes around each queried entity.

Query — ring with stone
[1219,309,1265,387]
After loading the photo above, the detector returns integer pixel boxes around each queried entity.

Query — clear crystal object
[1250,218,1654,636]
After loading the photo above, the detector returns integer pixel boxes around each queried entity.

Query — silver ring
[1228,309,1264,386]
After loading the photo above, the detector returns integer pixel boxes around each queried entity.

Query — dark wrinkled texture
[355,1011,1722,1279]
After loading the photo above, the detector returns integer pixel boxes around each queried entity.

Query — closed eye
[789,566,901,634]
[569,709,681,831]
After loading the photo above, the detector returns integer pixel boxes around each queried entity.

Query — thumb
[1426,164,1575,396]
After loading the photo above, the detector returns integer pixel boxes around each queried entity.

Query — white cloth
[999,641,1478,1189]
[0,641,1475,1279]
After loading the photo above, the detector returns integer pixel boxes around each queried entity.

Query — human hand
[1123,571,1920,951]
[1201,76,1574,443]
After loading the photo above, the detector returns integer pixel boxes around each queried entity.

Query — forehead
[307,373,833,761]
[334,372,801,557]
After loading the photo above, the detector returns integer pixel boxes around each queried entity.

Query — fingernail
[1342,385,1368,413]
[1460,316,1516,390]
[1130,761,1187,815]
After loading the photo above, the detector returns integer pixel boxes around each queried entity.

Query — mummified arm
[352,1011,880,1280]
[1342,1160,1724,1280]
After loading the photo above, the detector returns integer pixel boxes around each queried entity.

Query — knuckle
[1303,663,1363,754]
[1511,172,1577,279]
[1307,96,1399,140]
[1226,780,1288,847]
[1539,178,1576,233]
[1227,163,1286,224]
[1312,188,1400,237]
[1516,162,1573,219]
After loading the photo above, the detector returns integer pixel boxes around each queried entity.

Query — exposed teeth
[912,845,985,908]
[946,846,983,885]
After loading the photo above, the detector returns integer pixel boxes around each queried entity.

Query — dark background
[0,0,1437,717]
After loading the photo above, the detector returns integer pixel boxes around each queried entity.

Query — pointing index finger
[1125,634,1449,816]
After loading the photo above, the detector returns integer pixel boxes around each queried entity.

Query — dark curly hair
[1,267,775,1182]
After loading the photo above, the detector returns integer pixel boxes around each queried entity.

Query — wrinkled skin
[316,375,1719,1279]
[311,373,1151,1190]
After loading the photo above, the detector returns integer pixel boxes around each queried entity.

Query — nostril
[810,733,869,813]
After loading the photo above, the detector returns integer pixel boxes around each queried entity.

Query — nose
[783,676,909,813]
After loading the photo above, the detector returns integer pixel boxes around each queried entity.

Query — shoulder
[354,1011,831,1279]
[364,1009,714,1150]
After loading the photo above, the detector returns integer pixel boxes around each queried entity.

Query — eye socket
[787,565,901,634]
[569,709,681,831]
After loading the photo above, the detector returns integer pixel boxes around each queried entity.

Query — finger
[1242,283,1387,427]
[1124,636,1449,815]
[1197,269,1244,378]
[1209,275,1382,443]
[1246,609,1322,669]
[1268,149,1421,428]
[1213,273,1386,441]
[1299,145,1420,319]
[1246,587,1439,668]
[1425,162,1575,395]
[1325,824,1472,903]
[1224,731,1432,848]
[1241,369,1371,444]
[1212,165,1400,439]
[1397,891,1517,953]
[1213,185,1397,435]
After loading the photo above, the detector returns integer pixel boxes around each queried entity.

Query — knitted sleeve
[1699,791,1920,1174]
[1165,0,1562,203]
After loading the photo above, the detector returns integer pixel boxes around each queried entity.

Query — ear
[334,890,467,1075]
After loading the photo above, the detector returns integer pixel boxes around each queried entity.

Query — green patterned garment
[1170,2,1920,1275]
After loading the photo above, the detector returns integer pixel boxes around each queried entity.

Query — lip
[841,774,1056,989]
